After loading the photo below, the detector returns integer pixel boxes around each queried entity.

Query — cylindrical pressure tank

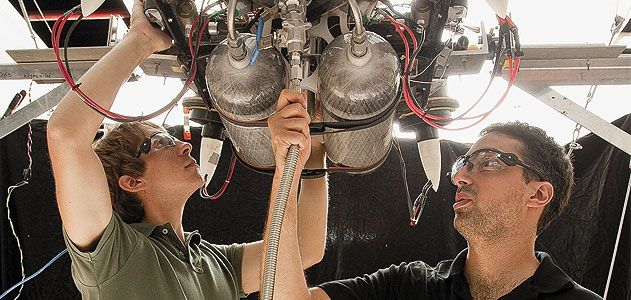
[319,31,401,170]
[205,33,288,167]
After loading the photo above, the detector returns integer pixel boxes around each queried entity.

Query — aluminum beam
[0,83,69,139]
[5,47,185,79]
[518,83,631,156]
[508,55,631,86]
[0,62,95,83]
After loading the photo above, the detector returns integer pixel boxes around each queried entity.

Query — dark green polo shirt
[63,213,245,299]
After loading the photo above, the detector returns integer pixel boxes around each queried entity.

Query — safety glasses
[136,132,178,158]
[450,148,546,185]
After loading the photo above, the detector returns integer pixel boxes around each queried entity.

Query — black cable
[320,85,402,130]
[229,142,389,177]
[220,84,402,134]
[63,14,84,79]
[161,104,177,126]
[243,7,264,33]
[379,0,422,31]
[393,139,413,215]
[54,5,194,123]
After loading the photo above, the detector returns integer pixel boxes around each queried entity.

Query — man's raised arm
[259,89,332,299]
[47,0,171,251]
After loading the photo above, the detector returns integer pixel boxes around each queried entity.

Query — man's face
[138,130,204,198]
[450,133,533,242]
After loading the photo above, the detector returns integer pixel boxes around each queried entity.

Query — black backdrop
[1,116,629,299]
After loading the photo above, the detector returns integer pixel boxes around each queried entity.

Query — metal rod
[603,160,631,299]
[17,0,40,49]
[227,0,238,41]
[348,0,365,36]
[261,145,300,300]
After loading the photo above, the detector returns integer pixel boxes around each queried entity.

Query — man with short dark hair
[265,120,602,299]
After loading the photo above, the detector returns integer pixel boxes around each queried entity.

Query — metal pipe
[603,160,631,299]
[262,2,307,298]
[348,0,365,36]
[227,0,238,42]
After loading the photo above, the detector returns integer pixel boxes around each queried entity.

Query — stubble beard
[454,189,523,244]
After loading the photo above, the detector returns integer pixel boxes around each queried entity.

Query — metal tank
[319,31,401,170]
[205,33,288,167]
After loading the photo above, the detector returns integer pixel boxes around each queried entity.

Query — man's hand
[268,89,312,171]
[129,0,172,55]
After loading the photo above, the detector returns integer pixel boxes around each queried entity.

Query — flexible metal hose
[262,1,306,297]
[261,145,300,300]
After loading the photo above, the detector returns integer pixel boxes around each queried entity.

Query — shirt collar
[129,222,201,247]
[441,249,574,295]
[130,222,160,237]
[530,251,574,293]
[439,248,468,278]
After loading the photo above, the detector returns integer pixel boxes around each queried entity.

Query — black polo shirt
[318,249,602,299]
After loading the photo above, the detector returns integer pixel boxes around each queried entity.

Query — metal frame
[2,42,629,155]
[501,44,631,155]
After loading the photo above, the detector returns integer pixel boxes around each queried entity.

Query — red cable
[436,56,520,131]
[208,155,237,200]
[382,14,451,127]
[52,7,200,122]
[385,12,522,131]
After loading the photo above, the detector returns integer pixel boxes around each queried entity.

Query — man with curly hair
[47,1,323,298]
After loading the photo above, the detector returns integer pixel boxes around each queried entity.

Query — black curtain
[1,115,629,299]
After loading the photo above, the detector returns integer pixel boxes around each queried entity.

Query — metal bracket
[0,62,95,84]
[435,22,489,77]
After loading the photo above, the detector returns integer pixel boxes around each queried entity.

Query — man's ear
[118,175,146,193]
[526,181,554,208]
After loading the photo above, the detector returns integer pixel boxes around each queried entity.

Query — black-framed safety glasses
[135,132,178,158]
[450,148,546,185]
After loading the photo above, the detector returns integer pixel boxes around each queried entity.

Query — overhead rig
[1,0,630,188]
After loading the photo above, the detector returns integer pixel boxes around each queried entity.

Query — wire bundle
[199,154,237,200]
[382,11,522,131]
[51,5,201,122]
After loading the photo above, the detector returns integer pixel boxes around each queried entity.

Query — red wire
[435,56,520,131]
[397,21,417,53]
[207,154,237,200]
[52,8,200,122]
[53,11,129,119]
[382,14,450,127]
[383,12,522,131]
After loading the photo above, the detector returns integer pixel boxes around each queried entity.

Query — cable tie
[22,168,32,182]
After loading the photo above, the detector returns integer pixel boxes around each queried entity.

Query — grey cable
[6,181,28,300]
[603,159,631,299]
